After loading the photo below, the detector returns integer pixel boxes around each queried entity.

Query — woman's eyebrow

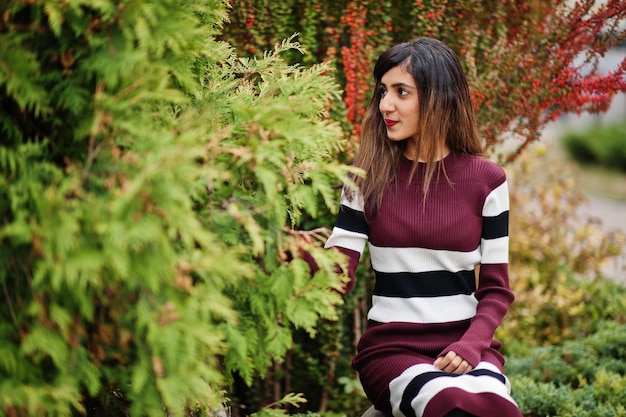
[380,82,417,90]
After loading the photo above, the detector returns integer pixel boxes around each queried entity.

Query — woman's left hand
[433,351,473,374]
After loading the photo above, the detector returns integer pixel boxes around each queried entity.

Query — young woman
[321,38,524,417]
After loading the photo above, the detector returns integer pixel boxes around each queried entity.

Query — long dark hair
[347,37,482,214]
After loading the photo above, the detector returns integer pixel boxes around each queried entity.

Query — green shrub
[561,131,598,164]
[508,322,626,416]
[511,378,626,417]
[507,321,626,383]
[0,1,351,416]
[561,121,626,171]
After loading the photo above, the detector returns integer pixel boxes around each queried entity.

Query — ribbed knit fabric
[324,152,522,417]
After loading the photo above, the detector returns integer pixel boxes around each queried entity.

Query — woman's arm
[437,179,514,369]
[301,190,369,296]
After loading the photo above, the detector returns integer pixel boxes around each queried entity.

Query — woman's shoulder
[454,153,507,186]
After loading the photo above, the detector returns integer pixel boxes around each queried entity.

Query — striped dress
[325,152,523,417]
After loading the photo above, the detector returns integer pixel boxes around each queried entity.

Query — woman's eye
[379,88,387,97]
[399,88,408,96]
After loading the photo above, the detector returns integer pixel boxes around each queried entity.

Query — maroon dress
[324,152,523,417]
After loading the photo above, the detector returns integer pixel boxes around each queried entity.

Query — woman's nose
[379,95,394,114]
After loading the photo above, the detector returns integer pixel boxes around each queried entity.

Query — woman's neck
[404,145,451,162]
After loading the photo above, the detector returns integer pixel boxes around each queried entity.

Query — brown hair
[346,37,482,214]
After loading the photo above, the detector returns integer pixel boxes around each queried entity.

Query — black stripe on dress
[335,204,368,235]
[399,369,507,417]
[373,270,476,298]
[482,211,509,239]
[467,369,506,384]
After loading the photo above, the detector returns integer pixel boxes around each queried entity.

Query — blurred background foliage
[1,0,626,416]
[561,119,626,173]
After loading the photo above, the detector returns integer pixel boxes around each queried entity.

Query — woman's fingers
[454,359,473,374]
[433,351,474,374]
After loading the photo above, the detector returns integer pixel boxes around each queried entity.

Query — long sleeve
[440,179,514,367]
[324,190,369,295]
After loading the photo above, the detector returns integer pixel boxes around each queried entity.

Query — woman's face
[379,65,420,148]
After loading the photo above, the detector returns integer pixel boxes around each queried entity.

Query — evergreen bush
[1,1,351,416]
[507,321,626,417]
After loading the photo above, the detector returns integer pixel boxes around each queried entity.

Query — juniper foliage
[0,1,350,416]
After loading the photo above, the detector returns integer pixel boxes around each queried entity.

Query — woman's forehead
[380,66,417,87]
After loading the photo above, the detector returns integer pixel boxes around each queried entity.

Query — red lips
[384,119,398,127]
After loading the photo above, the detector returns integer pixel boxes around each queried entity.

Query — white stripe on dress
[369,245,481,274]
[480,236,509,264]
[389,362,517,417]
[325,227,367,253]
[368,294,478,324]
[482,181,509,216]
[339,190,365,211]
